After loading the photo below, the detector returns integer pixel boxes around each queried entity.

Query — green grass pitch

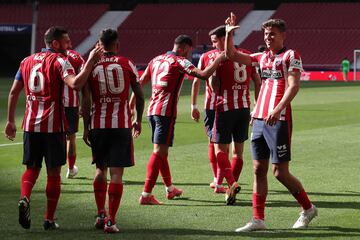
[0,78,359,239]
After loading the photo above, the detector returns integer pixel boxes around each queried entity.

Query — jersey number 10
[93,64,125,94]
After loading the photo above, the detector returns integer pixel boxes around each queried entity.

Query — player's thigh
[23,132,45,168]
[65,107,79,135]
[108,129,135,168]
[232,108,250,143]
[263,120,291,164]
[203,109,215,138]
[153,115,176,146]
[250,119,270,161]
[44,133,67,168]
[213,111,232,144]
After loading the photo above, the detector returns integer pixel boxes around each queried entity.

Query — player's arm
[224,12,252,66]
[64,46,102,90]
[81,82,92,147]
[129,65,150,110]
[251,70,261,106]
[189,52,225,80]
[190,78,201,122]
[130,79,145,138]
[265,71,300,126]
[5,79,24,141]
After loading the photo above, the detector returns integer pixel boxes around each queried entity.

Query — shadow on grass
[120,227,360,238]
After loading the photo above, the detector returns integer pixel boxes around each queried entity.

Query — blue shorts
[203,109,215,138]
[89,128,134,168]
[23,132,66,168]
[65,107,79,135]
[251,119,292,163]
[212,108,250,144]
[148,115,176,147]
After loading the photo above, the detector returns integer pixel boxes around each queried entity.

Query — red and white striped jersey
[63,50,84,107]
[251,48,303,121]
[16,50,75,132]
[198,49,220,110]
[88,53,138,129]
[215,48,255,112]
[144,52,195,118]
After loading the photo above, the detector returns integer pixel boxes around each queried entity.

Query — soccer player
[82,29,144,233]
[224,13,317,231]
[341,57,350,81]
[134,35,225,205]
[211,32,261,205]
[64,48,85,179]
[4,26,102,230]
[191,26,260,196]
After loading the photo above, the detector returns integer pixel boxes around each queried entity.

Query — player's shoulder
[202,49,220,58]
[67,49,83,60]
[283,48,301,60]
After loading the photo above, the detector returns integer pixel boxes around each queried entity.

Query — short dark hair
[262,19,286,32]
[44,26,68,46]
[99,28,118,49]
[174,35,192,47]
[208,25,226,38]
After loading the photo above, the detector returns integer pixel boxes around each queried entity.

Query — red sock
[253,193,266,220]
[293,189,312,210]
[20,168,40,199]
[216,151,235,186]
[143,152,162,193]
[160,155,172,187]
[68,154,76,170]
[231,156,243,182]
[44,175,61,221]
[215,164,224,185]
[93,180,107,215]
[208,143,217,178]
[108,183,123,223]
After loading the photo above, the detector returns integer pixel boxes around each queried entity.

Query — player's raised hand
[132,121,142,138]
[4,121,16,141]
[88,44,103,62]
[225,12,240,33]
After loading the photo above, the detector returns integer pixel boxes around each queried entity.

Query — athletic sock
[216,151,235,186]
[208,143,217,178]
[143,152,162,193]
[253,193,266,220]
[68,154,76,170]
[159,155,172,187]
[108,183,123,223]
[44,175,61,221]
[93,180,107,216]
[231,156,243,182]
[292,189,312,210]
[20,168,40,200]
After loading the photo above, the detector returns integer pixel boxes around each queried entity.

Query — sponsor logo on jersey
[262,69,283,79]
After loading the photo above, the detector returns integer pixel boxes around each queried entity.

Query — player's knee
[253,164,267,177]
[272,167,287,181]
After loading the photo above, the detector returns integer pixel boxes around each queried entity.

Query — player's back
[216,48,254,112]
[20,51,74,132]
[89,53,138,129]
[147,52,194,118]
[199,49,220,111]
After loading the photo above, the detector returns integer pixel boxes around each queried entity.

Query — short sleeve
[288,50,303,72]
[197,54,204,69]
[15,68,23,81]
[177,58,195,74]
[56,56,75,80]
[128,60,139,83]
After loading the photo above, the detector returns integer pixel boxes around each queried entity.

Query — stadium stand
[35,4,109,51]
[239,3,360,69]
[118,3,253,66]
